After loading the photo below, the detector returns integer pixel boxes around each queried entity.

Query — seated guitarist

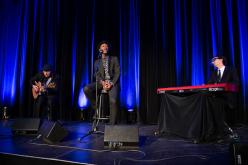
[30,64,59,121]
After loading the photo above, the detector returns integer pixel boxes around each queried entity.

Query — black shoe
[217,138,225,144]
[192,139,200,144]
[217,135,239,144]
[154,131,160,136]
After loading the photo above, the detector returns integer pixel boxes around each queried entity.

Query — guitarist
[30,64,59,121]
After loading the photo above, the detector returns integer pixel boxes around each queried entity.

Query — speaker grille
[11,118,40,135]
[39,121,68,143]
[104,125,139,149]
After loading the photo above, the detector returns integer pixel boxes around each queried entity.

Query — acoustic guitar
[32,81,56,99]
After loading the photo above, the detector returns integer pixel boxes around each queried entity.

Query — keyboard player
[207,56,239,143]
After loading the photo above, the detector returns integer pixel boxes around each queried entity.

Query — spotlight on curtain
[119,0,140,111]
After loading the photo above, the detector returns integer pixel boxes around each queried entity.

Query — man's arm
[94,59,104,84]
[46,75,59,94]
[111,56,120,86]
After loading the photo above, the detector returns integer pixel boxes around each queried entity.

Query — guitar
[32,81,56,99]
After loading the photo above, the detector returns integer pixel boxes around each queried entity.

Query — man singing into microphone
[84,41,120,125]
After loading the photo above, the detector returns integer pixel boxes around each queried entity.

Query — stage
[0,120,247,165]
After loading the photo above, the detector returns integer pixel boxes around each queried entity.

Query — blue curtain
[119,0,140,110]
[0,0,27,106]
[0,0,247,122]
[237,0,248,113]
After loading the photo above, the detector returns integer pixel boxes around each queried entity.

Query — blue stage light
[119,0,140,110]
[78,89,88,110]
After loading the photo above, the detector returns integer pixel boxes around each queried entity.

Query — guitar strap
[45,77,52,87]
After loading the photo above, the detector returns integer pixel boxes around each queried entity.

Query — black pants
[84,82,119,125]
[33,95,58,121]
[210,94,233,138]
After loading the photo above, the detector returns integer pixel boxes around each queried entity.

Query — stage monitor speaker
[11,118,41,135]
[38,121,68,143]
[104,125,139,150]
[230,143,248,165]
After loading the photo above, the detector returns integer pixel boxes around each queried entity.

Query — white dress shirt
[218,66,225,79]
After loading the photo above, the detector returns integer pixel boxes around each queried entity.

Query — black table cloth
[158,92,225,141]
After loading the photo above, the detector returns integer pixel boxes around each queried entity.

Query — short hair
[97,40,111,50]
[211,56,227,65]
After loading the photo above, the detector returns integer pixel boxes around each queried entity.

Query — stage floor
[0,120,247,165]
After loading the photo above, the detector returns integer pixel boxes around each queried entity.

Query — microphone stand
[78,53,104,142]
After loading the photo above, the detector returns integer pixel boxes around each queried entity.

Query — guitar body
[32,82,41,100]
[32,87,39,100]
[32,80,56,100]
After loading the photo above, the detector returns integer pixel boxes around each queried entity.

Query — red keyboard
[157,83,238,94]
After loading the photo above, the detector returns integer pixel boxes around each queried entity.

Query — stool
[94,91,110,122]
[78,91,110,141]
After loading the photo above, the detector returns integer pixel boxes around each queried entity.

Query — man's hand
[105,81,113,90]
[34,81,46,92]
[35,81,40,87]
[47,82,56,88]
[40,86,46,92]
[101,80,113,91]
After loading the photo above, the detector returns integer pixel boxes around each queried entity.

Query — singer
[84,41,120,125]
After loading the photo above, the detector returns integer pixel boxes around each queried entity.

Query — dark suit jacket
[207,66,239,85]
[207,66,239,109]
[94,56,120,86]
